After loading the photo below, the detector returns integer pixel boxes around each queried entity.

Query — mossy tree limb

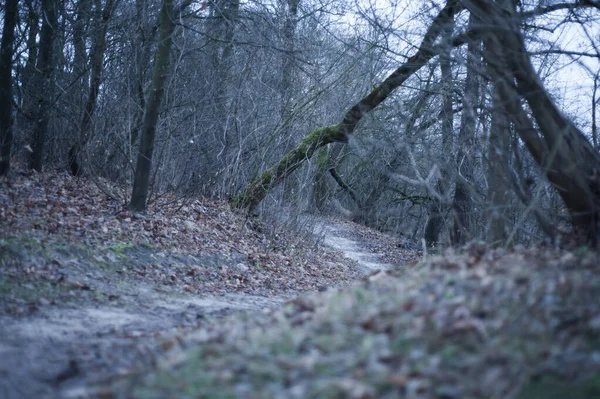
[231,0,463,211]
[231,124,346,211]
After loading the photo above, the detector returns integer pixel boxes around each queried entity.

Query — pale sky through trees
[336,0,599,136]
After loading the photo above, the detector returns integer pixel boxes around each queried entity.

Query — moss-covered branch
[231,124,346,211]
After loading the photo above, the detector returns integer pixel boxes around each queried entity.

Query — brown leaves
[1,170,369,303]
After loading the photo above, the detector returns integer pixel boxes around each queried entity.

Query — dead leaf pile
[1,169,369,314]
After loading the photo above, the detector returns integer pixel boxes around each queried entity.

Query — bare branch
[521,0,600,20]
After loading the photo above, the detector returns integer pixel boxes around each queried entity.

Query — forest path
[0,216,415,399]
[313,218,396,273]
[0,280,286,399]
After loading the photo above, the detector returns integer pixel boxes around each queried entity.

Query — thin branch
[529,49,600,59]
[520,0,600,20]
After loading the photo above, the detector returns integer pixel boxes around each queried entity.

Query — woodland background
[1,0,600,246]
[2,2,600,397]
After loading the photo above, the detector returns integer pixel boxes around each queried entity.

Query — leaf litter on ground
[0,169,380,397]
[1,169,369,315]
[2,169,600,399]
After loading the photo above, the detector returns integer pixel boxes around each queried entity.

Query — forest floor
[0,170,415,398]
[1,171,600,399]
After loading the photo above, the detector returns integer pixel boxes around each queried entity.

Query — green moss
[231,124,347,211]
[106,242,135,257]
[316,147,330,169]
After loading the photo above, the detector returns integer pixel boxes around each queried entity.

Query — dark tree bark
[128,0,192,150]
[17,0,40,125]
[0,0,19,176]
[130,0,177,212]
[232,0,465,211]
[69,0,116,176]
[29,0,58,172]
[72,0,93,99]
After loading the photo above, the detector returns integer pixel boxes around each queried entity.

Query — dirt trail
[0,280,286,399]
[0,218,398,399]
[314,218,395,273]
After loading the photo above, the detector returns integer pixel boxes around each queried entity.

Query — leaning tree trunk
[130,0,176,212]
[232,0,465,212]
[0,0,18,176]
[466,0,600,244]
[29,0,58,173]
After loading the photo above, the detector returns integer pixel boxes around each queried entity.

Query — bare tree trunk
[486,87,509,246]
[72,0,93,101]
[232,1,465,212]
[280,0,300,117]
[450,12,480,245]
[29,0,58,172]
[312,147,331,212]
[281,0,301,205]
[69,0,116,176]
[130,0,176,212]
[0,0,18,176]
[128,0,152,149]
[467,0,600,244]
[209,0,239,187]
[424,17,455,247]
[17,0,40,129]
